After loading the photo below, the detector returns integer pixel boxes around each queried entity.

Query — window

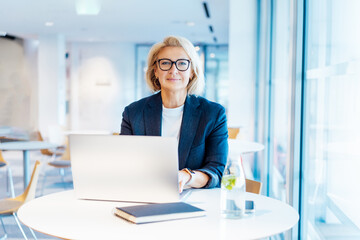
[268,0,292,204]
[203,45,229,108]
[135,45,152,99]
[301,0,360,238]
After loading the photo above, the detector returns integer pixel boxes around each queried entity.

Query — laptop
[69,134,186,203]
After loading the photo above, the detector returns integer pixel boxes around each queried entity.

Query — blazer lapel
[178,95,201,169]
[144,92,162,136]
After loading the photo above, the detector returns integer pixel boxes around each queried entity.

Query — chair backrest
[34,131,54,156]
[228,128,240,139]
[245,179,262,194]
[0,150,7,165]
[60,137,70,160]
[34,130,44,141]
[18,161,42,203]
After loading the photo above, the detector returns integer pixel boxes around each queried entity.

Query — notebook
[69,134,184,203]
[114,202,205,224]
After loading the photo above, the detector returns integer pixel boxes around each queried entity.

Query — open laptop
[69,134,187,203]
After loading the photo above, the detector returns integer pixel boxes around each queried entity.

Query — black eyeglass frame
[156,58,191,72]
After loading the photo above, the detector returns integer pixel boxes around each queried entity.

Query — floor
[0,150,73,240]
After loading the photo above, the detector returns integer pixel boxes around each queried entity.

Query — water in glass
[221,155,246,218]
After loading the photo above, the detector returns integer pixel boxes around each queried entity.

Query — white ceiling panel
[0,0,229,44]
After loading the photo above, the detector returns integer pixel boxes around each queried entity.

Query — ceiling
[0,0,229,44]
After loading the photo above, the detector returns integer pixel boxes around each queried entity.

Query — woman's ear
[154,67,158,78]
[190,70,194,80]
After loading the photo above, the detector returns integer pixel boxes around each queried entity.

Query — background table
[228,139,265,179]
[0,141,57,189]
[228,139,265,155]
[18,189,299,240]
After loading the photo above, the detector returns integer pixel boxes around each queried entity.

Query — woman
[120,36,228,193]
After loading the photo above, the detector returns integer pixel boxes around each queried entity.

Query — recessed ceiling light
[186,21,195,27]
[210,53,216,58]
[45,22,54,27]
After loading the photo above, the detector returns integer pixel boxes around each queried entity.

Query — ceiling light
[203,2,210,18]
[76,0,102,15]
[45,22,54,27]
[210,53,216,58]
[195,46,200,51]
[186,21,195,27]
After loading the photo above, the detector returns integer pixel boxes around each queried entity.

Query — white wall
[0,38,136,137]
[38,35,67,138]
[23,39,40,132]
[0,38,38,133]
[69,42,136,133]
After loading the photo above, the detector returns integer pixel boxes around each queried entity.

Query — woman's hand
[178,169,210,193]
[178,170,191,193]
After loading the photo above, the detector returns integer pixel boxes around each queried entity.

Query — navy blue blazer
[120,92,228,188]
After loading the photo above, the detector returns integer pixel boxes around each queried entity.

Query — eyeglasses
[156,58,191,71]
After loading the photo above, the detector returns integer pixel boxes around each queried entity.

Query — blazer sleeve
[197,106,228,188]
[120,106,133,135]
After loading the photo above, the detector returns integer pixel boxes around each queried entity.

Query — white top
[161,104,184,141]
[18,189,299,240]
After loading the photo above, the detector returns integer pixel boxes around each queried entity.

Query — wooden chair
[245,179,262,194]
[0,150,15,198]
[228,127,240,139]
[34,131,64,159]
[47,136,70,169]
[0,161,41,240]
[40,137,71,195]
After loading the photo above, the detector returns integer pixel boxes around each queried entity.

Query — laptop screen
[69,134,180,203]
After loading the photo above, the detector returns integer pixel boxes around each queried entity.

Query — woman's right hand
[178,170,191,193]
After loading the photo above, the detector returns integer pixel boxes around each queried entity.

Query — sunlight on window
[302,0,360,238]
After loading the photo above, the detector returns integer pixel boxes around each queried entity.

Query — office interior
[0,0,359,239]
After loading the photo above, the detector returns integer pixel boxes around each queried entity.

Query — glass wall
[257,1,300,239]
[203,45,229,109]
[135,45,152,99]
[268,0,292,204]
[301,0,360,239]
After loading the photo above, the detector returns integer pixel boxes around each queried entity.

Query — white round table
[18,189,299,240]
[228,139,264,155]
[0,141,57,189]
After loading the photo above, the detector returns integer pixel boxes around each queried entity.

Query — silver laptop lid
[69,134,180,203]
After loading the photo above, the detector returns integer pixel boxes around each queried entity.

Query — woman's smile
[167,77,180,81]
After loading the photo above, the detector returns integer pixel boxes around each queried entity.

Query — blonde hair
[146,36,205,95]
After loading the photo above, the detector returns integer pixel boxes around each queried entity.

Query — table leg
[23,150,30,189]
